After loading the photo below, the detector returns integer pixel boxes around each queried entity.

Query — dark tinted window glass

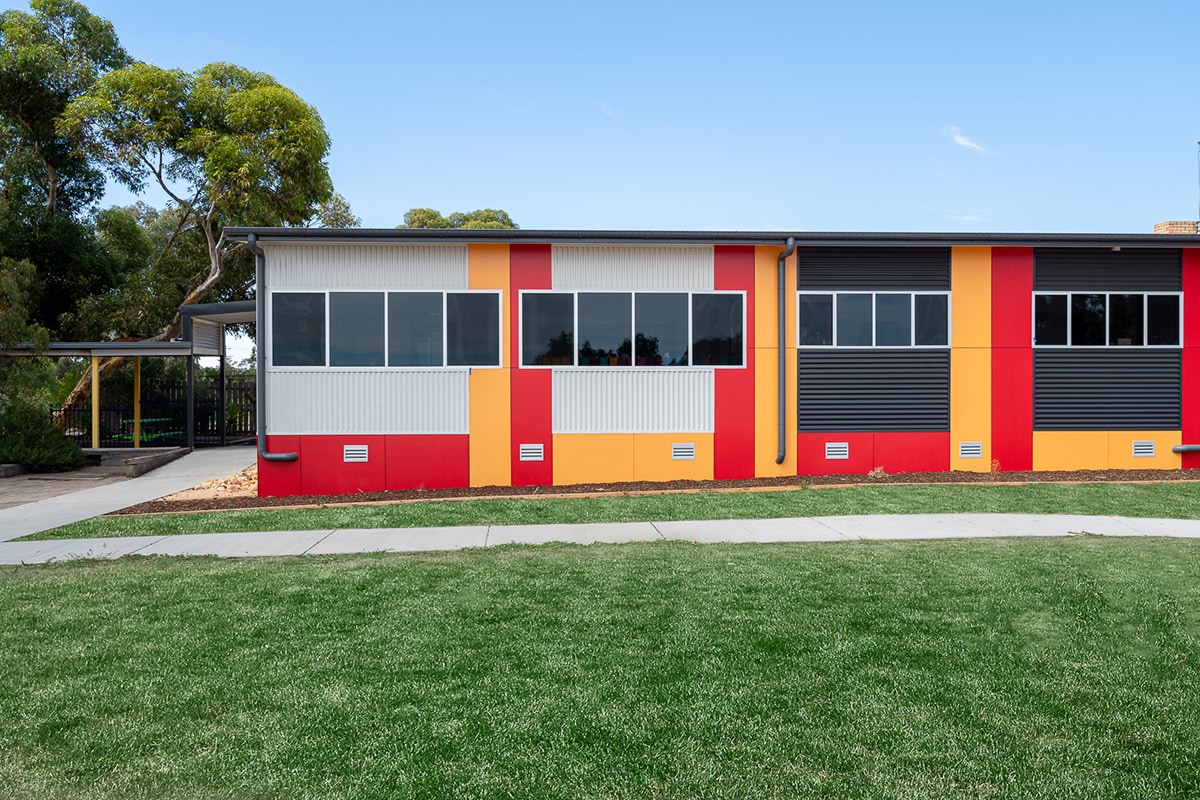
[1109,294,1144,346]
[798,294,833,346]
[1034,295,1067,345]
[635,293,688,366]
[1071,293,1106,346]
[1148,294,1180,346]
[388,292,442,366]
[329,292,384,366]
[272,292,325,366]
[836,294,872,346]
[692,294,743,366]
[875,293,911,346]
[522,293,574,366]
[577,293,631,366]
[446,293,499,366]
[914,294,949,346]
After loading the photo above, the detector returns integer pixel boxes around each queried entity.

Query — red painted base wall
[258,434,470,497]
[796,432,950,476]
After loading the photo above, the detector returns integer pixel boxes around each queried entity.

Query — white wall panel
[266,244,468,290]
[191,319,222,356]
[553,369,715,433]
[266,369,469,434]
[552,245,713,291]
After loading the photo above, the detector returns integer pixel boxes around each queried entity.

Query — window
[446,292,500,366]
[272,292,325,366]
[329,292,385,366]
[692,293,743,366]
[1034,292,1181,347]
[521,290,745,368]
[388,292,442,366]
[522,293,574,366]
[635,293,688,366]
[799,291,950,348]
[578,293,631,366]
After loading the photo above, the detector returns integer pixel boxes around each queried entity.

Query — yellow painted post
[133,356,141,449]
[90,356,100,450]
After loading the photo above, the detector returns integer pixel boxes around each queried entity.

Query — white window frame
[518,289,748,369]
[796,290,952,349]
[266,289,503,370]
[1031,291,1184,349]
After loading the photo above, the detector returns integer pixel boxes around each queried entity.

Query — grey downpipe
[1173,445,1200,453]
[775,237,796,464]
[249,233,298,462]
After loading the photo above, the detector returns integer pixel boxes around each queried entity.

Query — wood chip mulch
[111,468,1200,516]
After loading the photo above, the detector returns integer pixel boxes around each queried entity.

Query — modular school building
[221,228,1200,498]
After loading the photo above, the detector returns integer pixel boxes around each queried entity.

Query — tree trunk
[45,162,57,212]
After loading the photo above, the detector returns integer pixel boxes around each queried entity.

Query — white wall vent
[343,444,369,463]
[824,442,850,460]
[1132,440,1156,458]
[519,443,545,462]
[959,441,984,459]
[671,443,696,461]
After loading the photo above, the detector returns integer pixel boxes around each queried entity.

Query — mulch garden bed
[111,468,1200,516]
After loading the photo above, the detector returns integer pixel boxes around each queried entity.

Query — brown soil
[115,468,1200,516]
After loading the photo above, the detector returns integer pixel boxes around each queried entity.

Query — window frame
[796,290,953,349]
[266,288,503,370]
[1031,291,1183,349]
[518,289,747,369]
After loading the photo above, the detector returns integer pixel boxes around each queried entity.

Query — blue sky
[60,1,1200,232]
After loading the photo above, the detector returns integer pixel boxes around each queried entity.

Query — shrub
[0,401,85,472]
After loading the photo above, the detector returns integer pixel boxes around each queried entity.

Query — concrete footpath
[0,447,255,542]
[1,513,1197,565]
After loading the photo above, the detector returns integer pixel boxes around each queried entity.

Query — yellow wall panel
[553,434,635,485]
[633,433,714,482]
[950,348,991,472]
[753,246,796,476]
[1033,431,1109,471]
[468,243,511,487]
[951,247,992,348]
[1108,431,1181,470]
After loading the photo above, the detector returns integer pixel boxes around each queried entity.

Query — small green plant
[0,401,85,472]
[866,466,888,480]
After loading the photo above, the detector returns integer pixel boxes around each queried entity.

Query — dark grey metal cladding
[797,351,950,432]
[1033,350,1181,430]
[1033,248,1182,291]
[796,247,951,290]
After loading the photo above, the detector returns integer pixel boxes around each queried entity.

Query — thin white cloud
[943,124,990,155]
[595,100,618,120]
[947,212,987,223]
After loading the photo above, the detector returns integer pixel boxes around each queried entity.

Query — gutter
[776,237,795,464]
[248,233,298,463]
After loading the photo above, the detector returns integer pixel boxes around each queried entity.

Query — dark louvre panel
[1033,248,1182,291]
[796,247,951,290]
[797,351,950,432]
[1034,350,1181,430]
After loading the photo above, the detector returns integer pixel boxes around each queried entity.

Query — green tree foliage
[309,192,360,228]
[400,207,518,230]
[0,0,128,213]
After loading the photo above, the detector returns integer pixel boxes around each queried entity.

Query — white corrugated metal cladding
[552,244,714,290]
[268,370,469,434]
[552,369,715,433]
[268,244,468,290]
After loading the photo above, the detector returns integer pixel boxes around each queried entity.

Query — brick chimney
[1153,220,1198,234]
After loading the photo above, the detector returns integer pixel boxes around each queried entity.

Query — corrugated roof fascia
[220,227,1200,248]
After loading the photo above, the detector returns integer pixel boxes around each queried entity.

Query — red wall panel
[796,433,874,475]
[990,247,1033,471]
[385,434,470,490]
[258,436,302,497]
[299,435,387,496]
[509,243,554,486]
[714,245,756,479]
[874,432,951,473]
[1183,249,1200,468]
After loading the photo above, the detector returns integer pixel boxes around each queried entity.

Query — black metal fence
[54,381,255,449]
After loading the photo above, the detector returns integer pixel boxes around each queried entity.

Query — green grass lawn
[27,481,1200,541]
[2,538,1199,799]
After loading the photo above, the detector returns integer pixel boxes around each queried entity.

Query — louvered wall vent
[825,442,850,460]
[343,444,369,463]
[671,443,696,461]
[959,441,984,459]
[1132,440,1156,458]
[519,443,544,462]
